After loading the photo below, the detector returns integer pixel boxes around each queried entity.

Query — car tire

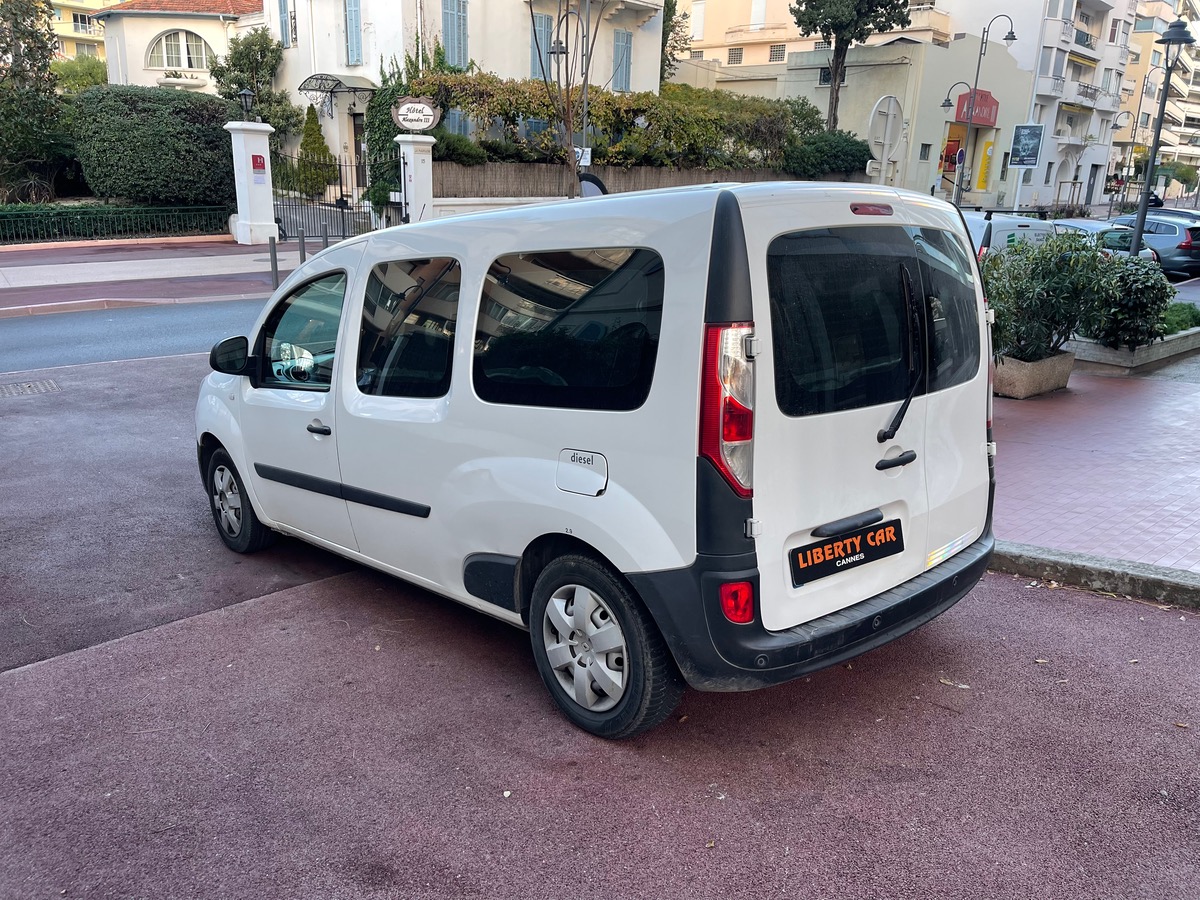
[529,554,684,739]
[206,448,275,554]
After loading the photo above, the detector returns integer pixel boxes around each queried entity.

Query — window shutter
[531,13,552,78]
[278,0,290,48]
[443,0,468,68]
[345,0,363,65]
[613,29,632,92]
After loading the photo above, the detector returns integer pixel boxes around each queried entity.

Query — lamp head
[1003,29,1017,47]
[1158,19,1196,49]
[238,88,254,117]
[941,96,954,110]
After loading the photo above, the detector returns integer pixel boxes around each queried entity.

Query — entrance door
[1087,163,1102,204]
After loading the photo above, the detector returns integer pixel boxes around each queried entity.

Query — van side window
[259,272,348,390]
[472,247,664,411]
[911,227,980,392]
[767,227,912,417]
[356,257,461,397]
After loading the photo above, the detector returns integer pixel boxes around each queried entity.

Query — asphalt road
[1,353,1197,898]
[0,299,266,374]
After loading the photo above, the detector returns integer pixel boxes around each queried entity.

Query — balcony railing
[1074,29,1097,51]
[1060,19,1075,41]
[1118,45,1130,65]
[72,22,100,35]
[1037,75,1066,97]
[1075,82,1100,100]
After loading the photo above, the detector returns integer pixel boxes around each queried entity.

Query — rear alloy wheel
[530,555,683,739]
[206,449,275,554]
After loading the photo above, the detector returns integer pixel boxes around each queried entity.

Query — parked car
[1111,213,1200,279]
[1052,219,1159,262]
[960,210,1056,260]
[1121,205,1200,223]
[196,183,995,739]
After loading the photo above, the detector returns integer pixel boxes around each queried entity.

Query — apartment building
[52,0,109,60]
[676,0,1141,207]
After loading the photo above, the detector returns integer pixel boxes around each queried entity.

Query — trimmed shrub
[74,85,237,207]
[293,105,337,198]
[1083,255,1175,351]
[431,129,487,166]
[782,131,873,179]
[1163,301,1200,335]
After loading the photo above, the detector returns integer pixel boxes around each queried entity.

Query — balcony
[724,21,791,41]
[1037,75,1066,97]
[1097,90,1121,113]
[1118,44,1129,65]
[1072,81,1102,105]
[1074,29,1098,52]
[72,22,100,35]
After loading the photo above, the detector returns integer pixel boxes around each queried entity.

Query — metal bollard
[321,222,329,250]
[298,228,306,264]
[268,236,280,289]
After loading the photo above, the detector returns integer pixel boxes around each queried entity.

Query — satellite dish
[579,173,608,197]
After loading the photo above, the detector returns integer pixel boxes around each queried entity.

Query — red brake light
[851,203,894,216]
[1179,234,1194,250]
[719,581,755,624]
[700,324,754,498]
[977,245,989,262]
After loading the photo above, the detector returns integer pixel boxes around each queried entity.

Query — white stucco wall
[98,12,238,93]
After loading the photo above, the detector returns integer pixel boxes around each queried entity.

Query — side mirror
[209,335,251,375]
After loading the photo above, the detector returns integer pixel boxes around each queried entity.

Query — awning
[1066,52,1097,68]
[298,73,378,115]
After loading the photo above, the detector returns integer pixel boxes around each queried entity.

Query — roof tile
[100,0,261,16]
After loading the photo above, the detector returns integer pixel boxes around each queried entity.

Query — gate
[271,148,407,241]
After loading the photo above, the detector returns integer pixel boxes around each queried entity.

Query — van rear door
[752,221,933,632]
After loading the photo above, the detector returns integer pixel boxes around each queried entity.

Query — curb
[0,234,233,253]
[992,540,1200,609]
[0,293,270,319]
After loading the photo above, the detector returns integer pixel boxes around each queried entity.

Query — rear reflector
[851,202,894,216]
[719,581,755,624]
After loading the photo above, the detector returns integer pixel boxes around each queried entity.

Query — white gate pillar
[394,133,437,224]
[224,121,278,244]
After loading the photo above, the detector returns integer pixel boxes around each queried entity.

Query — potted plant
[980,232,1116,398]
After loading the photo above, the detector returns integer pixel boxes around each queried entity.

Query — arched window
[147,30,213,70]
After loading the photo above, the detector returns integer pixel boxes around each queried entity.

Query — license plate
[790,519,905,587]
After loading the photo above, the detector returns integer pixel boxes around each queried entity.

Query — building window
[691,0,705,39]
[1000,152,1010,181]
[344,0,362,65]
[531,12,553,78]
[769,43,786,62]
[1109,18,1120,43]
[147,31,213,69]
[818,67,846,86]
[1023,169,1033,184]
[919,143,931,161]
[277,0,291,48]
[76,42,98,57]
[728,47,743,65]
[1140,112,1151,128]
[443,0,468,69]
[1044,161,1054,185]
[613,29,632,91]
[689,50,703,59]
[1152,49,1163,66]
[814,40,831,50]
[72,13,97,34]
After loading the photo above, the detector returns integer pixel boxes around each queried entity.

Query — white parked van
[197,182,996,738]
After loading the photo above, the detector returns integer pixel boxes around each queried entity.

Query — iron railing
[0,206,228,244]
[271,149,406,241]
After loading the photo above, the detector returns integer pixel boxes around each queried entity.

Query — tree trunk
[826,40,849,132]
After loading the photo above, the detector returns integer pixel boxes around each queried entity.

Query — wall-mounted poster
[1010,124,1044,168]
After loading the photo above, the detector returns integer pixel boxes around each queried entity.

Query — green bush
[431,129,487,166]
[781,131,873,179]
[73,85,237,207]
[1082,255,1175,351]
[292,105,337,198]
[981,233,1116,363]
[1163,301,1200,334]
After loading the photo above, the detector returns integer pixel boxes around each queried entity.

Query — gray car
[1111,214,1200,279]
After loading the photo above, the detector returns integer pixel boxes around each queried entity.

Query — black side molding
[254,464,431,518]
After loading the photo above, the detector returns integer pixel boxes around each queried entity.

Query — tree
[208,27,303,148]
[51,55,107,94]
[291,104,337,198]
[660,0,691,83]
[0,0,62,199]
[790,0,910,132]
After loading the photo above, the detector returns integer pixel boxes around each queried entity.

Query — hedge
[73,85,238,208]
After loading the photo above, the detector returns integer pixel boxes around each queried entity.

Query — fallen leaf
[705,840,715,849]
[938,677,971,689]
[1175,722,1190,729]
[678,715,689,723]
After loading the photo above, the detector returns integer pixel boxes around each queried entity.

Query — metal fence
[271,149,406,242]
[0,206,229,244]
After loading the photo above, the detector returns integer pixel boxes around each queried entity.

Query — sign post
[390,97,441,225]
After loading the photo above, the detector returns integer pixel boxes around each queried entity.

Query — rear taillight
[1178,234,1192,250]
[719,581,755,624]
[977,245,989,262]
[700,323,754,498]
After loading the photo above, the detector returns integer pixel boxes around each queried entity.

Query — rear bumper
[629,530,993,692]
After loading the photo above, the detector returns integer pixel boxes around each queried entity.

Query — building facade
[52,0,109,60]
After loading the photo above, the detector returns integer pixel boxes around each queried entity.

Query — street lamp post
[941,81,972,201]
[953,15,1017,206]
[1130,20,1195,261]
[1108,111,1133,217]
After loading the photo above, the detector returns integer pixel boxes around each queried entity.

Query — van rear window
[472,247,664,411]
[767,225,980,417]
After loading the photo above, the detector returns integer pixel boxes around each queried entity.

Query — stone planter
[1065,326,1200,375]
[993,350,1075,399]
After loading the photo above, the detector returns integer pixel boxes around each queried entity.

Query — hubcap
[542,583,628,713]
[211,465,243,538]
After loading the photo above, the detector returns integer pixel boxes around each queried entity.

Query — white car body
[196,182,995,735]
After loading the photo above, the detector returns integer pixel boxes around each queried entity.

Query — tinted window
[472,247,663,410]
[259,272,347,390]
[767,225,979,417]
[356,257,460,397]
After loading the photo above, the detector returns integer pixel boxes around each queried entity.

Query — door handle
[307,423,332,435]
[876,449,917,470]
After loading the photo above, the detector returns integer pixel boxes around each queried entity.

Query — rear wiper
[878,263,925,443]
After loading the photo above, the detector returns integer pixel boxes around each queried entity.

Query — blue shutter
[613,30,632,92]
[345,0,362,65]
[531,13,553,79]
[443,0,468,69]
[277,0,290,48]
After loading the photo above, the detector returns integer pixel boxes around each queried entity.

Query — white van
[196,182,995,739]
[960,210,1055,259]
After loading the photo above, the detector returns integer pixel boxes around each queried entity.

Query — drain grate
[0,379,61,398]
